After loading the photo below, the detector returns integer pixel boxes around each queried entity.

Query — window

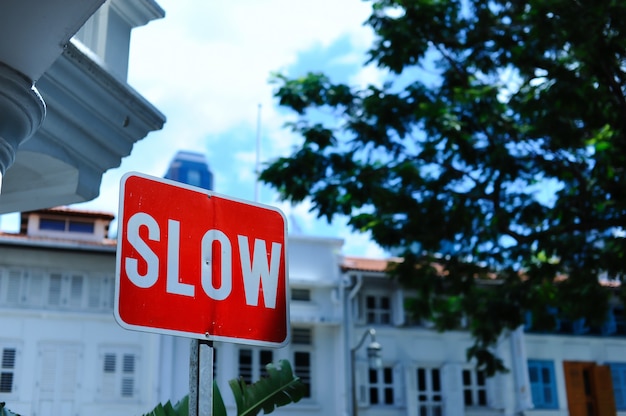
[462,369,487,407]
[528,360,559,409]
[369,366,395,405]
[0,348,16,393]
[365,294,391,325]
[417,367,443,416]
[0,268,114,312]
[292,327,313,398]
[68,221,94,234]
[610,363,626,410]
[3,270,23,305]
[238,348,273,384]
[39,218,65,231]
[48,273,62,305]
[291,288,311,301]
[295,352,311,398]
[563,361,617,415]
[121,354,135,397]
[100,349,138,399]
[87,274,115,311]
[39,217,95,234]
[614,307,626,335]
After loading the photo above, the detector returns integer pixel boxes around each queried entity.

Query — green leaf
[229,359,305,416]
[213,379,227,416]
[0,402,21,416]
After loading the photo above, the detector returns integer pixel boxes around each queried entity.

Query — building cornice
[0,64,46,179]
[0,40,165,213]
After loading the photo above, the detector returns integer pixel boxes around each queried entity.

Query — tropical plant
[142,359,304,416]
[0,402,20,416]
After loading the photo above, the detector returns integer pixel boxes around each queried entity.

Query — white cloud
[71,0,390,259]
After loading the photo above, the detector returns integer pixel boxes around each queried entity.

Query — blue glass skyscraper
[164,150,214,191]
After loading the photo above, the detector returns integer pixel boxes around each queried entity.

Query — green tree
[261,0,626,374]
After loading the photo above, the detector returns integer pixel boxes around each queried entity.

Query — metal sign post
[189,339,213,416]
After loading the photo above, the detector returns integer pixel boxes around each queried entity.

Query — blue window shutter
[528,362,544,408]
[528,360,558,409]
[572,318,589,335]
[610,363,626,410]
[602,308,617,336]
[523,311,533,331]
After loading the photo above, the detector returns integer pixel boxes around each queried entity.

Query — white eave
[0,40,165,213]
[112,0,165,27]
[0,0,106,82]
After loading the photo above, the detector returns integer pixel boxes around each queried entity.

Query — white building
[341,257,626,416]
[2,207,626,416]
[0,208,349,416]
[0,0,165,213]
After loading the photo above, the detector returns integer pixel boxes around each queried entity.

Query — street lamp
[351,328,382,416]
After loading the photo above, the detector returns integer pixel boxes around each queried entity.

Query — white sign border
[114,171,291,348]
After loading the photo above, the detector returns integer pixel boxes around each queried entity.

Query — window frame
[367,365,396,406]
[527,360,559,410]
[38,217,95,234]
[0,267,113,313]
[98,347,140,401]
[237,348,274,384]
[462,368,488,407]
[416,366,443,416]
[0,344,19,397]
[363,293,392,325]
[291,288,311,302]
[291,326,314,400]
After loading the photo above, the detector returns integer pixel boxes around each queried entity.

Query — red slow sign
[114,172,289,346]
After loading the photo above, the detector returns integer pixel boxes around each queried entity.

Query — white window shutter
[393,362,405,406]
[486,373,505,409]
[354,295,366,325]
[393,289,405,326]
[27,270,44,306]
[60,348,79,400]
[441,363,463,416]
[509,326,533,411]
[404,366,418,416]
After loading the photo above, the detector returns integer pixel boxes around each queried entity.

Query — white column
[0,63,46,190]
[510,326,533,411]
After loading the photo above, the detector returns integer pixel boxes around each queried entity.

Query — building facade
[342,257,626,416]
[0,208,348,416]
[1,207,625,416]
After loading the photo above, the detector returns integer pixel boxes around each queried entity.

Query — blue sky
[37,0,388,257]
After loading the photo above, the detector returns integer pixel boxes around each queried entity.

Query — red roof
[342,256,401,272]
[25,206,115,220]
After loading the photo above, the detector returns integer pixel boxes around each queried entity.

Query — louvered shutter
[593,365,617,416]
[563,361,588,416]
[486,372,504,409]
[393,289,405,326]
[393,362,405,405]
[611,363,626,410]
[441,363,463,416]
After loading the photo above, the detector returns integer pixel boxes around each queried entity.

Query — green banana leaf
[229,360,304,416]
[142,395,188,416]
[140,359,304,416]
[0,402,20,416]
[213,379,227,416]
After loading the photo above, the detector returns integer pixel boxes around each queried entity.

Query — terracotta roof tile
[342,256,401,272]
